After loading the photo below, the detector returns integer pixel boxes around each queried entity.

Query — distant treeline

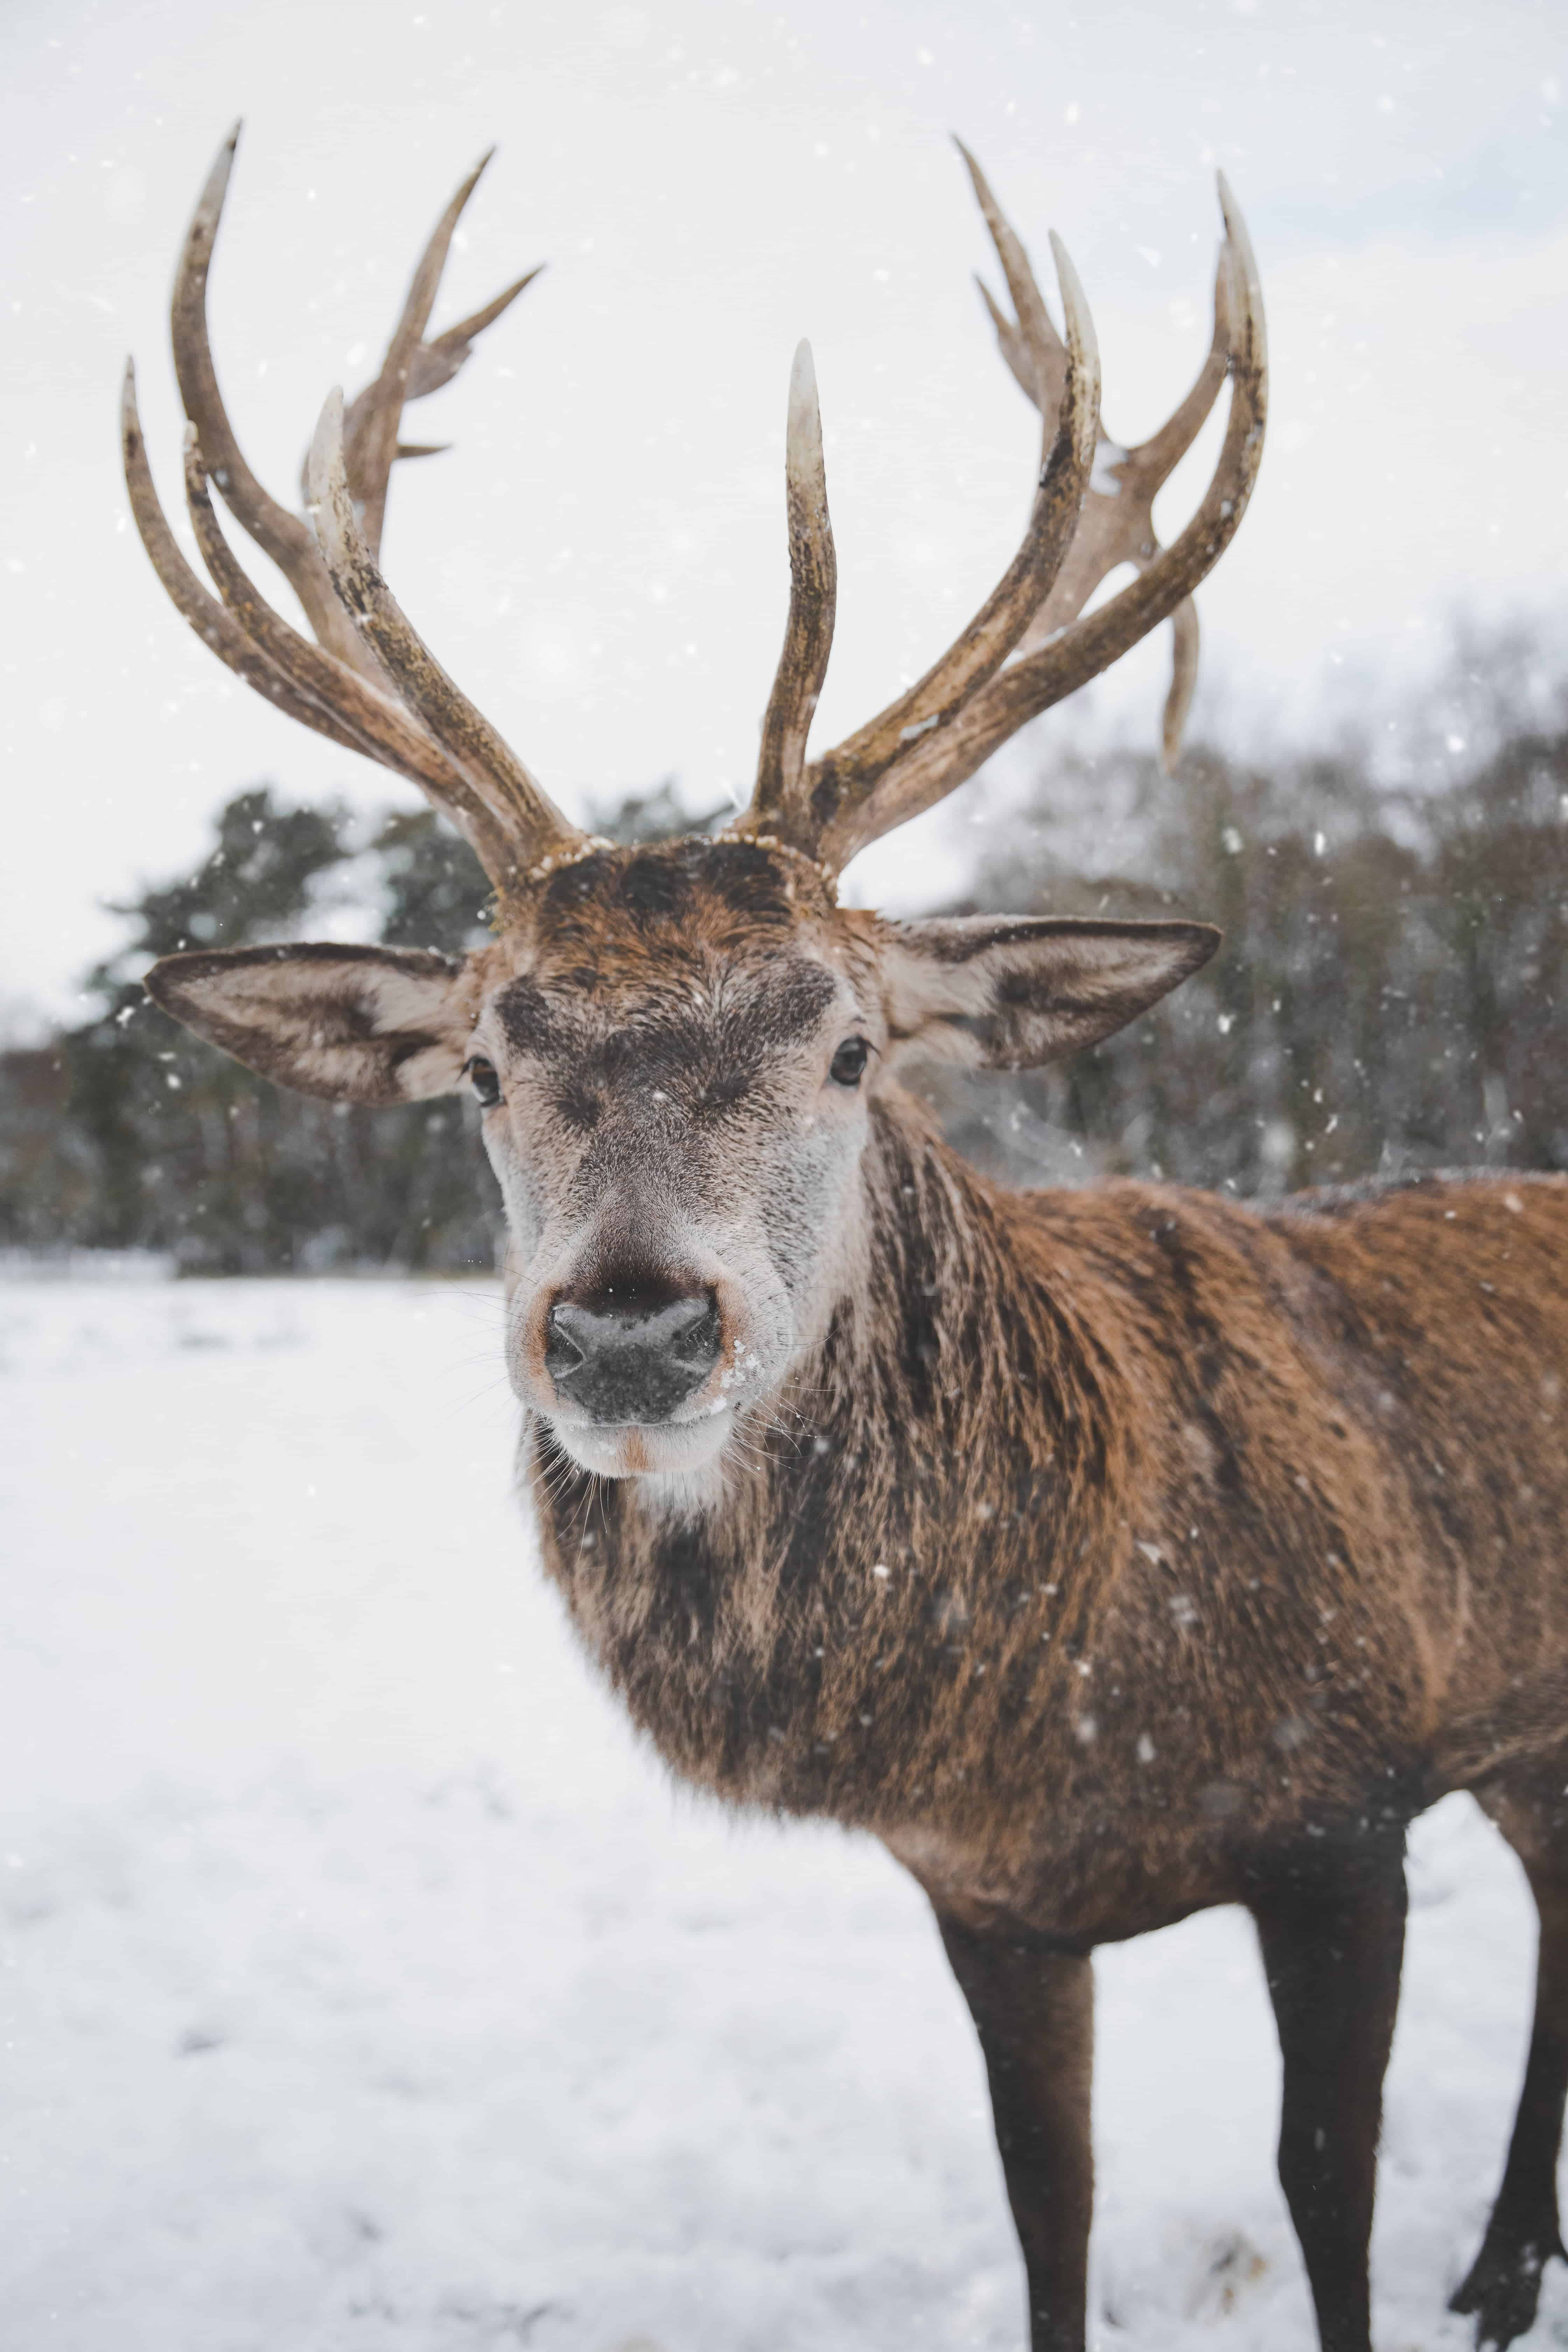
[6,655,1568,1272]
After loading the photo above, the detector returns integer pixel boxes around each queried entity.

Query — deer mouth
[542,1404,736,1481]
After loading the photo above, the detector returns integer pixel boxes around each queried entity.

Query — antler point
[786,340,824,461]
[954,136,990,199]
[456,147,497,206]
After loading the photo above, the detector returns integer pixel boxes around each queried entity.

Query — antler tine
[359,268,545,470]
[338,151,530,561]
[173,420,524,879]
[169,124,370,677]
[336,269,542,480]
[976,275,1039,408]
[959,140,1071,426]
[126,363,520,875]
[134,133,574,894]
[121,361,366,757]
[820,174,1266,869]
[1132,235,1234,487]
[997,210,1238,771]
[745,173,1100,861]
[307,388,583,888]
[1162,595,1201,776]
[749,341,838,831]
[406,267,545,401]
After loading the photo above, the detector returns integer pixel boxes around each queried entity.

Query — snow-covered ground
[1,1274,1562,2352]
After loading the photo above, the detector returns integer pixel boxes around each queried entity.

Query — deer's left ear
[880,915,1220,1072]
[144,943,477,1105]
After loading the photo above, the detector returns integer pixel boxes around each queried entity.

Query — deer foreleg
[936,1913,1095,2352]
[1249,1834,1408,2352]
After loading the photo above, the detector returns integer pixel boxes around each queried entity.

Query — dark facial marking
[497,958,839,1091]
[536,841,806,948]
[495,976,562,1056]
[620,858,693,923]
[539,854,618,921]
[554,1082,602,1131]
[686,839,802,923]
[693,1068,752,1113]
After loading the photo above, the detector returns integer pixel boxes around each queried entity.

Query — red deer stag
[125,128,1568,2352]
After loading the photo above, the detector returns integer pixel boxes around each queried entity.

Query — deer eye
[465,1056,503,1109]
[828,1036,871,1088]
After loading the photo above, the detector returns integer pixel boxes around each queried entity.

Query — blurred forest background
[5,620,1566,1275]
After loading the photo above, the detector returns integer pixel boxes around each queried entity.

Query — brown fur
[532,1105,1568,1937]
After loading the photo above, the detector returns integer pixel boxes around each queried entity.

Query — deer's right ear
[144,944,476,1106]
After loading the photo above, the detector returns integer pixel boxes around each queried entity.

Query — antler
[125,131,1262,900]
[752,341,838,821]
[124,125,582,895]
[738,151,1266,876]
[746,199,1101,859]
[968,142,1231,772]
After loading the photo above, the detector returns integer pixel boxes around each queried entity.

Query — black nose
[544,1282,722,1424]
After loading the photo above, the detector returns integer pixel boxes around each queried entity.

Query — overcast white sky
[4,0,1566,1019]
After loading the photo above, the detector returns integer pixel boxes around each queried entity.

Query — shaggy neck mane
[528,1092,1131,1828]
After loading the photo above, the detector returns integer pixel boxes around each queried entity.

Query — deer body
[122,128,1566,2352]
[533,1111,1568,1927]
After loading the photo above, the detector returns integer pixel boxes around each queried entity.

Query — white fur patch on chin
[633,1458,732,1521]
[543,1411,734,1492]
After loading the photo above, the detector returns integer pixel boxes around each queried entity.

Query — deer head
[129,128,1265,1492]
